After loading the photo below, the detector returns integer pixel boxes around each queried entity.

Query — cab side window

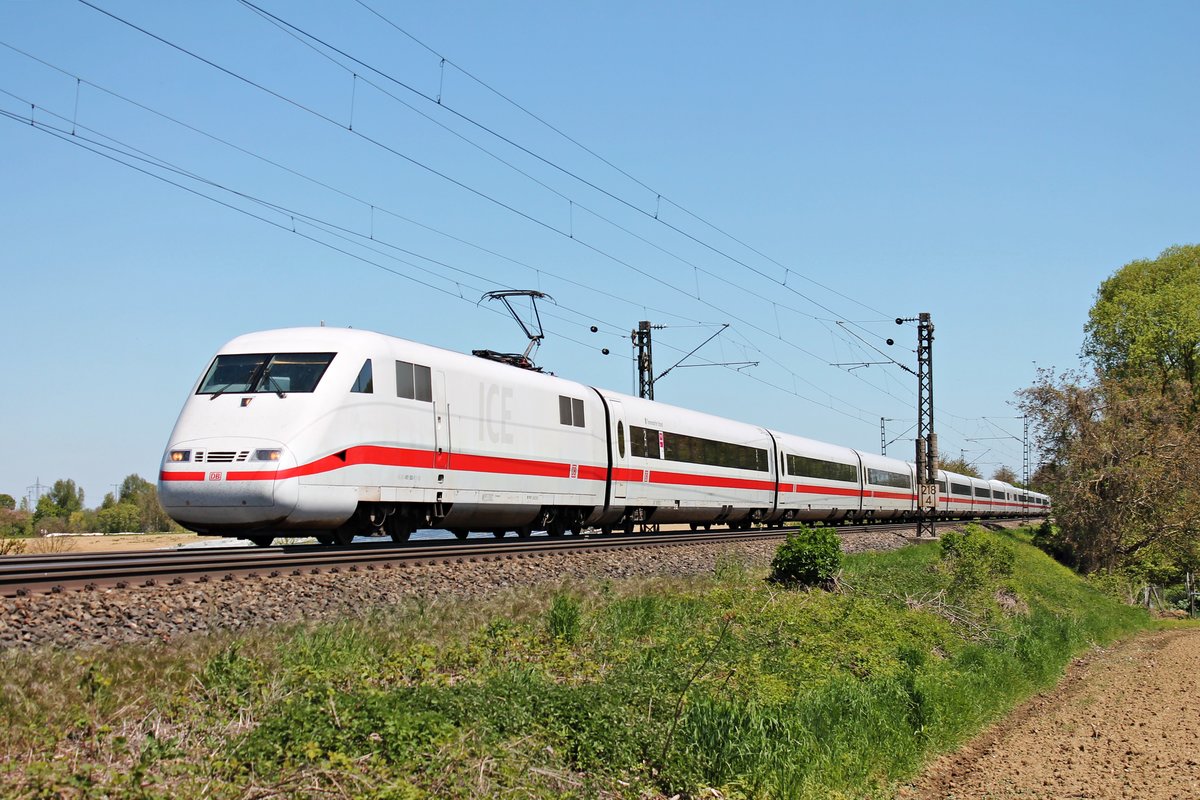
[397,360,432,402]
[351,359,373,393]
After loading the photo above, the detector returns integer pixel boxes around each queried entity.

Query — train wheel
[331,529,355,546]
[247,535,275,547]
[516,526,532,538]
[316,534,335,545]
[547,520,566,538]
[600,526,613,536]
[622,520,635,535]
[388,526,412,543]
[451,528,469,540]
[491,529,506,539]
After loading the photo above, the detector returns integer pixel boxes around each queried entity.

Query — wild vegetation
[0,526,1150,799]
[1019,244,1200,585]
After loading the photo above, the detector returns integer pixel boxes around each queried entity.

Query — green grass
[0,525,1159,798]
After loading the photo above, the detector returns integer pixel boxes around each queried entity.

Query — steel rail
[0,518,1039,597]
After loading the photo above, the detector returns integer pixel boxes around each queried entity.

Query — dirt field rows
[902,628,1200,800]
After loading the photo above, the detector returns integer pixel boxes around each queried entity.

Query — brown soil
[25,532,211,553]
[901,627,1200,800]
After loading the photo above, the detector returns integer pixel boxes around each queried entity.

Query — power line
[13,5,1023,437]
[236,0,895,347]
[0,96,886,424]
[66,2,899,391]
[347,0,890,322]
[19,6,908,424]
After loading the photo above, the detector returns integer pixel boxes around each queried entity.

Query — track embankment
[902,627,1200,800]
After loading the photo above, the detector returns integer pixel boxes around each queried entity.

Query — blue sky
[1,1,1197,508]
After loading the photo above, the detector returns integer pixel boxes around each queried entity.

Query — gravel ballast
[0,528,917,650]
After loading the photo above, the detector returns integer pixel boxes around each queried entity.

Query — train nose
[158,440,299,531]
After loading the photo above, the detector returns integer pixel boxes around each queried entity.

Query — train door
[433,370,450,470]
[607,398,629,500]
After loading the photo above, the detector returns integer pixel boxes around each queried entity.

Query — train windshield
[197,352,336,395]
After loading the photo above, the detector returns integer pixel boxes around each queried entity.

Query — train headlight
[254,449,282,462]
[168,450,191,463]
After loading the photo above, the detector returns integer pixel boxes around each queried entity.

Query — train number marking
[569,464,579,479]
[643,469,650,483]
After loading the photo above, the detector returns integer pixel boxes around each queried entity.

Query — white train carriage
[603,392,777,528]
[771,432,864,523]
[858,452,917,520]
[940,471,975,517]
[966,476,992,517]
[988,480,1016,517]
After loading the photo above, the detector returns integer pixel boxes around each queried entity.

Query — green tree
[938,457,981,478]
[46,479,84,518]
[97,503,142,534]
[991,466,1020,485]
[0,508,31,541]
[118,474,154,503]
[115,474,173,533]
[1019,369,1200,575]
[34,493,59,522]
[1084,244,1200,400]
[0,494,14,510]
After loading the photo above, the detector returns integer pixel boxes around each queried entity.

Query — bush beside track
[0,524,1152,799]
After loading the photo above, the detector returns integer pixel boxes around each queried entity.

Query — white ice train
[158,327,1050,546]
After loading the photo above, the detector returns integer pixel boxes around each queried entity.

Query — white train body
[159,327,1050,543]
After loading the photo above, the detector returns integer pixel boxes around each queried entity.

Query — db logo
[208,472,223,481]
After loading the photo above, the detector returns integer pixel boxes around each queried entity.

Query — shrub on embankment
[0,525,1152,799]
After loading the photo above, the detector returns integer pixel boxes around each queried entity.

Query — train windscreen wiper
[261,371,288,398]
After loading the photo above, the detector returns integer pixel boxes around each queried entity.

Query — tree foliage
[937,457,980,478]
[1020,373,1200,576]
[991,466,1019,485]
[1084,244,1200,401]
[118,474,154,503]
[0,494,15,510]
[34,479,85,521]
[1020,245,1200,578]
[0,508,31,540]
[18,474,174,534]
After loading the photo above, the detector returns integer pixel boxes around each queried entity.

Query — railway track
[0,522,927,597]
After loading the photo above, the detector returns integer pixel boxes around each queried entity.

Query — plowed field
[903,628,1200,800]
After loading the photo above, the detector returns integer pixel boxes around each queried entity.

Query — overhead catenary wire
[64,2,895,382]
[346,0,890,322]
[237,0,895,345]
[11,8,909,419]
[7,4,1027,440]
[0,97,882,424]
